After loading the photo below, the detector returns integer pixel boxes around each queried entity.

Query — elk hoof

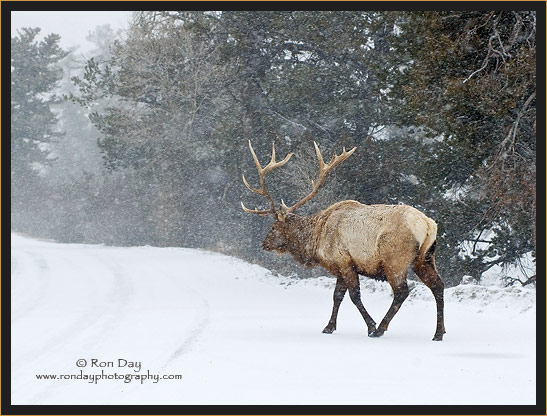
[369,328,385,338]
[432,333,444,341]
[322,325,336,334]
[367,326,377,336]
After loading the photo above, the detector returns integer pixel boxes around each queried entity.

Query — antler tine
[263,142,293,174]
[313,142,356,178]
[240,201,274,216]
[246,140,294,183]
[285,142,356,215]
[241,140,294,216]
[270,142,276,166]
[325,145,356,172]
[248,140,263,175]
[241,173,260,194]
[313,141,326,171]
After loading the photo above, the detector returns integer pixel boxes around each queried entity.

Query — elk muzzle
[262,226,287,253]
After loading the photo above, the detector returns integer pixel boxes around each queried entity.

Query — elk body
[242,141,445,341]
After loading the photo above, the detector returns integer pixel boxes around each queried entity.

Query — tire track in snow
[103,253,212,403]
[15,254,124,361]
[11,250,50,322]
[152,258,213,372]
[160,293,210,371]
[26,255,135,405]
[85,253,134,340]
[13,247,134,404]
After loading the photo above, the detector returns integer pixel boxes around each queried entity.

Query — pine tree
[381,11,536,284]
[11,28,68,219]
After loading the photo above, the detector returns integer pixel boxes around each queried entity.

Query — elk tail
[418,218,438,266]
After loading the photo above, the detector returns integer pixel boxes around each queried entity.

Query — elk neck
[282,213,321,267]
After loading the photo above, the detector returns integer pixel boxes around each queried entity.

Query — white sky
[11,11,134,52]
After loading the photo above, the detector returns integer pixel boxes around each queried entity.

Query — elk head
[241,140,356,253]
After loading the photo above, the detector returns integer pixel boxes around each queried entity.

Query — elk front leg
[370,279,409,338]
[322,278,346,334]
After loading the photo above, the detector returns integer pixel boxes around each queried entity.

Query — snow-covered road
[10,233,536,405]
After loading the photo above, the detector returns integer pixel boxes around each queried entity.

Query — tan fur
[311,201,437,288]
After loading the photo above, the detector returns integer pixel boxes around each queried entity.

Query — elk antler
[241,140,293,216]
[283,142,356,215]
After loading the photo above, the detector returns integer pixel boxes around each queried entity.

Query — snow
[11,233,536,405]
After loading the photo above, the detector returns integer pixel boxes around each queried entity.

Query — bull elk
[241,140,445,341]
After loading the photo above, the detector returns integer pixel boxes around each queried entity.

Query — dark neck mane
[284,214,319,267]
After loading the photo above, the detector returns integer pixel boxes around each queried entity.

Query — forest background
[10,10,538,287]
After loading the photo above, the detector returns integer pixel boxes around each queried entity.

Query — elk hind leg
[414,260,445,341]
[370,276,409,338]
[322,278,347,334]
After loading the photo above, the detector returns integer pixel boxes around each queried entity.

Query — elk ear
[277,200,289,222]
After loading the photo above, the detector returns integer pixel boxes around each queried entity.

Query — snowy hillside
[11,233,536,405]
